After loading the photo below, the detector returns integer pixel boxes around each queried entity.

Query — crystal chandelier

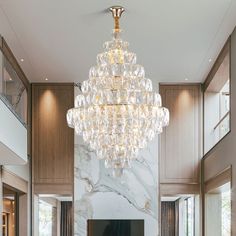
[67,6,169,175]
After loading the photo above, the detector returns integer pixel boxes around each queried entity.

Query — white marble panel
[74,136,159,236]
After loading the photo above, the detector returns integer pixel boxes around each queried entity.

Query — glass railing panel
[214,112,230,141]
[204,46,230,154]
[0,50,27,125]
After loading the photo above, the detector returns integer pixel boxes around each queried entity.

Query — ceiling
[161,195,194,202]
[161,196,180,202]
[0,0,235,84]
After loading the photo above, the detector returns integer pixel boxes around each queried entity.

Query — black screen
[87,219,144,236]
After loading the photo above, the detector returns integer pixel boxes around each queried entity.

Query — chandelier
[67,6,169,176]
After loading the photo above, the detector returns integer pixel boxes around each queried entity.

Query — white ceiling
[0,0,235,84]
[161,196,180,202]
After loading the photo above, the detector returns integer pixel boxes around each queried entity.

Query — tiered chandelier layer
[67,6,169,173]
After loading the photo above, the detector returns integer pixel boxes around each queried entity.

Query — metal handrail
[0,94,27,128]
[213,111,230,130]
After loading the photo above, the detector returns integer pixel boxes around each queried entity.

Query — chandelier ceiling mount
[109,6,125,31]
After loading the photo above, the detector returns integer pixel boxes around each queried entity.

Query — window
[183,197,195,236]
[2,185,19,236]
[39,200,55,236]
[161,195,199,236]
[222,190,231,235]
[205,168,231,236]
[35,195,72,236]
[204,40,230,154]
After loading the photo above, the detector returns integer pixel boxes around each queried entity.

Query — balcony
[0,47,27,165]
[204,44,230,154]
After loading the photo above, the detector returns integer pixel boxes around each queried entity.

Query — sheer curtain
[60,201,73,236]
[161,201,177,236]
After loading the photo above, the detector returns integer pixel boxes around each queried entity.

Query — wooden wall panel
[160,85,202,185]
[1,167,28,193]
[160,183,200,196]
[32,84,74,195]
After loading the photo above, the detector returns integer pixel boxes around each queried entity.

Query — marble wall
[74,134,159,236]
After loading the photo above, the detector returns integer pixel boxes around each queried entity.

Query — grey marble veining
[74,138,159,236]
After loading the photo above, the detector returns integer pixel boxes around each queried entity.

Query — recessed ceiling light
[209,58,212,62]
[9,78,12,81]
[45,78,48,81]
[20,58,24,62]
[185,78,188,81]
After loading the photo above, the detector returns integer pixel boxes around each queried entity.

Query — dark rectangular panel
[87,219,144,236]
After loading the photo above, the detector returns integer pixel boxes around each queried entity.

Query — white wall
[4,161,30,181]
[0,98,27,165]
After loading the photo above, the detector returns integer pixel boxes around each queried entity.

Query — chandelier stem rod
[114,17,120,31]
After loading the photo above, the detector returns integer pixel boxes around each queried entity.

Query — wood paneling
[203,39,230,92]
[0,36,3,50]
[32,84,74,195]
[204,166,231,193]
[34,184,73,195]
[160,183,200,196]
[1,167,28,193]
[206,52,229,92]
[19,194,28,236]
[160,85,202,185]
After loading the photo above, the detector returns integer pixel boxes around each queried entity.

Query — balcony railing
[0,50,27,126]
[214,111,230,140]
[213,111,230,130]
[0,41,28,165]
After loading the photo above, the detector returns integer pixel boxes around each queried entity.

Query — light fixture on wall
[67,6,169,176]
